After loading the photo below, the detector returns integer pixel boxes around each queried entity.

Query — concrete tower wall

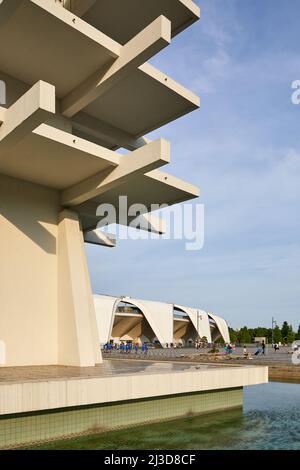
[0,174,59,366]
[0,0,201,367]
[0,176,101,367]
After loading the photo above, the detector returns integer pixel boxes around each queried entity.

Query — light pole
[196,310,202,348]
[196,310,199,348]
[271,317,277,346]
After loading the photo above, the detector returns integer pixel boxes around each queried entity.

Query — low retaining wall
[0,388,243,449]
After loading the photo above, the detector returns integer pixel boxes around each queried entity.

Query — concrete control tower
[0,1,267,449]
[0,0,200,368]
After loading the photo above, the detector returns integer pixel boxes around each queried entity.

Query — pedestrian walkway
[103,346,295,366]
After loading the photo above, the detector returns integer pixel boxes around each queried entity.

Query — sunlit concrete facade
[94,295,230,346]
[0,1,268,448]
[0,0,200,368]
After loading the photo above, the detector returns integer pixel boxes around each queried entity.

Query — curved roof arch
[94,295,120,344]
[93,295,174,346]
[208,313,230,344]
[93,295,230,346]
[174,305,212,343]
[122,297,173,346]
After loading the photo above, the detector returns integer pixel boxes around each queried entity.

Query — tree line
[229,321,300,345]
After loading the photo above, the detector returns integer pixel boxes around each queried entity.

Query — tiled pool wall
[0,387,243,449]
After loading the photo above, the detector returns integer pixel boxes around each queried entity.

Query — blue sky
[86,0,300,329]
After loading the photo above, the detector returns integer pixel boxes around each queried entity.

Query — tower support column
[58,210,102,366]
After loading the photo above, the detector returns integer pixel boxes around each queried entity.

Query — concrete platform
[0,124,119,190]
[0,360,268,448]
[0,1,199,138]
[79,0,200,44]
[81,63,200,138]
[77,169,199,231]
[0,359,268,415]
[0,0,120,97]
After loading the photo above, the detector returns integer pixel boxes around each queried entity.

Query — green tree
[296,325,300,341]
[262,328,273,343]
[248,328,256,343]
[255,327,266,337]
[273,325,282,343]
[229,328,238,343]
[239,326,251,344]
[287,325,295,344]
[281,321,290,343]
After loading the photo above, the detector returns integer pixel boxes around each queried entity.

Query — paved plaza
[0,359,230,385]
[103,346,296,366]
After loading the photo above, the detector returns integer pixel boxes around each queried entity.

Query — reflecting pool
[31,382,300,450]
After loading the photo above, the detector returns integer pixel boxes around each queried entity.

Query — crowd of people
[237,340,284,358]
[103,339,294,358]
[225,340,268,359]
[103,341,149,355]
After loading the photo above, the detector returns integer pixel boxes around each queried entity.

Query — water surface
[32,382,300,450]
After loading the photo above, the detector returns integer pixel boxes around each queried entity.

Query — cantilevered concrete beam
[0,0,121,98]
[72,169,199,233]
[61,15,171,118]
[72,112,151,151]
[78,62,200,139]
[84,229,116,248]
[33,0,120,58]
[0,107,6,125]
[61,138,170,206]
[70,0,200,42]
[95,213,166,236]
[0,81,55,157]
[146,169,200,201]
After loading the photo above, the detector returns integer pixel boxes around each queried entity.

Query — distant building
[254,337,268,344]
[94,295,230,346]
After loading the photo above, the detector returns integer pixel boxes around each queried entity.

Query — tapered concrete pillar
[58,210,102,366]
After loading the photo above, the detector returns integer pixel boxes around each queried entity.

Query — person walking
[261,341,266,355]
[254,345,261,356]
[107,342,113,355]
